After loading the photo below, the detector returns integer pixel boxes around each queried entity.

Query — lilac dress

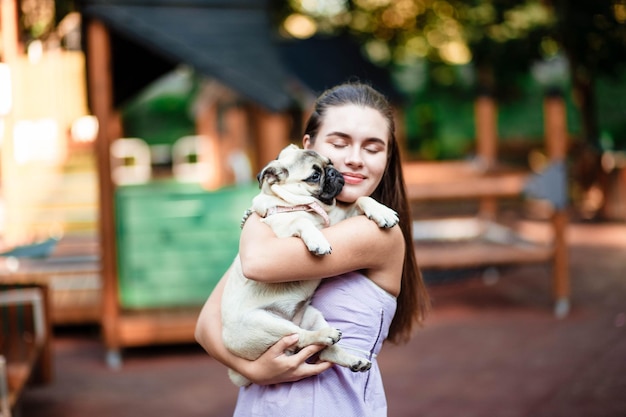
[233,271,397,417]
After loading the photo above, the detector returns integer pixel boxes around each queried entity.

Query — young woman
[195,82,430,416]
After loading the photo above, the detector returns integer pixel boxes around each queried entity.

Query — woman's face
[303,104,389,204]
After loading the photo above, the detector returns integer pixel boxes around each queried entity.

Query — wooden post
[1,0,20,60]
[196,101,224,190]
[544,93,569,318]
[544,95,568,160]
[252,106,290,169]
[474,94,498,219]
[1,0,18,244]
[33,283,53,385]
[86,19,121,365]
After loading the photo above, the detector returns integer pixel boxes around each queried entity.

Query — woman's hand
[244,334,333,385]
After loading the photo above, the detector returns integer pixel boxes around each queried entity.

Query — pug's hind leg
[299,305,372,372]
[296,327,342,348]
[319,345,372,372]
[224,310,305,360]
[295,305,341,347]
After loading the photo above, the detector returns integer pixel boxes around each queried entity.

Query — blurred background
[0,1,625,416]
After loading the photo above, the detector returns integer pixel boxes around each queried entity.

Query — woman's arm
[194,267,333,385]
[239,213,404,284]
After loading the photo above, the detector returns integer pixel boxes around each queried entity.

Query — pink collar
[265,201,330,227]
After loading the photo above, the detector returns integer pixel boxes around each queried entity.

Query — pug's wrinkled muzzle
[318,167,345,205]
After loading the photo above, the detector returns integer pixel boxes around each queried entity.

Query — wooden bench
[403,95,570,318]
[0,234,101,326]
[0,283,52,417]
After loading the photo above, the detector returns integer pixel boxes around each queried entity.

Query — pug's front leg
[291,218,332,255]
[355,196,399,228]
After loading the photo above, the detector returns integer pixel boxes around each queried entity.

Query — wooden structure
[404,94,570,317]
[0,283,53,417]
[1,0,100,326]
[85,15,292,366]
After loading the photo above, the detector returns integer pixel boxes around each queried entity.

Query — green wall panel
[115,182,258,309]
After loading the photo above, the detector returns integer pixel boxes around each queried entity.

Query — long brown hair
[304,81,430,343]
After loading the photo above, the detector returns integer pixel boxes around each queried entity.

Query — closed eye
[365,145,384,154]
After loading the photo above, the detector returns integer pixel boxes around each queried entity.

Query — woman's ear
[302,135,312,149]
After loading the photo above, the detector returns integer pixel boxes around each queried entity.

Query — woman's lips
[342,173,365,185]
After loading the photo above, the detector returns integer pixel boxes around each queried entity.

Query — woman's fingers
[292,342,325,360]
[267,334,299,357]
[289,338,333,376]
[251,334,333,384]
[273,334,328,363]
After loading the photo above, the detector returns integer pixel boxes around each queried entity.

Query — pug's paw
[319,327,342,345]
[299,327,342,347]
[356,196,399,228]
[367,206,399,228]
[304,237,332,256]
[349,359,372,372]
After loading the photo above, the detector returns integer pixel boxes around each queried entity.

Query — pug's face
[257,145,345,205]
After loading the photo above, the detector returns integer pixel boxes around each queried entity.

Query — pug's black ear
[257,163,288,187]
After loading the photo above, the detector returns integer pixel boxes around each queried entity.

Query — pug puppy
[221,144,399,387]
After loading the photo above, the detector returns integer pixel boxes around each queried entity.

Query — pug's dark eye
[306,167,322,183]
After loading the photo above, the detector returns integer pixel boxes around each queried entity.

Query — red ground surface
[18,221,626,417]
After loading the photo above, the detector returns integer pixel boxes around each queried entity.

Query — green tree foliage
[550,0,626,145]
[277,1,554,94]
[276,0,626,147]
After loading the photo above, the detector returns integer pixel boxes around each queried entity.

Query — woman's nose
[345,147,363,167]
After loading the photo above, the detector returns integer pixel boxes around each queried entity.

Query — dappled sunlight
[283,13,317,38]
